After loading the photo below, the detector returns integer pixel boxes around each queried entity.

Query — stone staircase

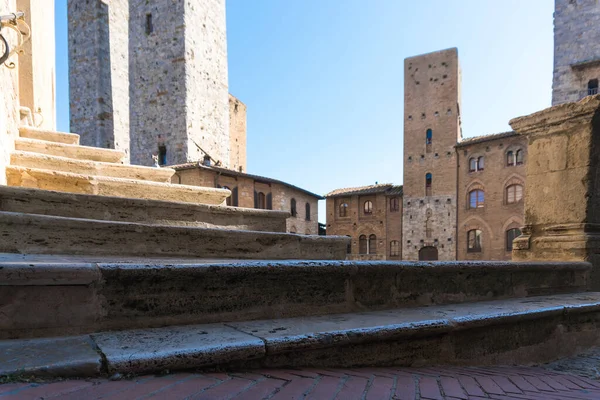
[1,254,599,378]
[1,126,348,259]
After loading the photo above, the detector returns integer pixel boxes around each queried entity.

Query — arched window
[390,197,399,212]
[369,234,377,254]
[425,173,432,196]
[506,184,523,204]
[291,198,297,217]
[305,203,311,221]
[390,240,399,257]
[589,79,599,96]
[257,192,266,209]
[359,235,367,254]
[426,129,432,144]
[346,235,352,254]
[467,229,482,253]
[364,201,373,215]
[506,228,522,251]
[515,149,524,165]
[477,156,484,171]
[339,202,348,217]
[507,151,514,166]
[468,189,485,208]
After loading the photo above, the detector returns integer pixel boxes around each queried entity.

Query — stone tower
[552,0,600,105]
[68,0,230,167]
[402,48,461,261]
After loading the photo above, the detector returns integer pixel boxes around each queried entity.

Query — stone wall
[0,0,19,185]
[68,0,129,160]
[456,134,526,260]
[174,166,319,234]
[17,0,56,130]
[229,94,247,172]
[183,0,230,168]
[552,0,600,105]
[402,48,461,260]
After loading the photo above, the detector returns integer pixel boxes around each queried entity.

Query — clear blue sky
[54,1,554,223]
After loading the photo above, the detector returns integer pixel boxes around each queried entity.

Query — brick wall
[456,134,527,260]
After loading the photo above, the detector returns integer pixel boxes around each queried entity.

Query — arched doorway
[419,246,438,261]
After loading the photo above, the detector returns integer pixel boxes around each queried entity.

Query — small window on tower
[158,145,167,166]
[588,79,598,96]
[146,14,153,35]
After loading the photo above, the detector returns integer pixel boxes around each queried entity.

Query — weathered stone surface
[0,255,589,339]
[0,211,347,260]
[6,167,230,205]
[510,95,600,289]
[230,293,600,369]
[14,137,125,163]
[0,336,101,377]
[93,324,264,374]
[19,126,79,145]
[11,151,175,183]
[0,261,99,286]
[0,186,288,232]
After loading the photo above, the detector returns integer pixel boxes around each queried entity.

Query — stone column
[16,0,56,130]
[510,95,600,286]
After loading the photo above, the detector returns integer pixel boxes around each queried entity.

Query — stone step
[0,211,347,266]
[19,126,80,145]
[2,292,600,376]
[14,137,125,163]
[0,253,587,340]
[6,166,229,205]
[10,150,175,183]
[0,186,288,231]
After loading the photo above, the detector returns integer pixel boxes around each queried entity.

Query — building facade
[173,163,321,235]
[552,0,600,105]
[456,132,527,260]
[402,48,461,261]
[68,0,232,167]
[325,184,403,260]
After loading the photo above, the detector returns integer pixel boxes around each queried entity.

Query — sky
[54,1,554,223]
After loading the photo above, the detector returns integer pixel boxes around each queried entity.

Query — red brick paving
[2,366,600,399]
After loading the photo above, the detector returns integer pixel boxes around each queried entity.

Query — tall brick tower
[68,0,231,167]
[552,0,600,105]
[402,48,461,261]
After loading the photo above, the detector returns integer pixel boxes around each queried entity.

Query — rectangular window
[146,14,153,35]
[158,145,167,166]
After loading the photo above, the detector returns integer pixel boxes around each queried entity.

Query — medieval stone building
[325,184,402,260]
[67,0,321,224]
[552,0,600,105]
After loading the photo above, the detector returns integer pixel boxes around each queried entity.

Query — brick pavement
[2,366,600,399]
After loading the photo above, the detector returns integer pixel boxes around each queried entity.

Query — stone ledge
[0,253,589,340]
[18,126,80,145]
[3,293,600,377]
[0,186,289,231]
[14,138,125,163]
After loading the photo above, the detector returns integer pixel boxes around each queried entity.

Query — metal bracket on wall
[0,12,31,69]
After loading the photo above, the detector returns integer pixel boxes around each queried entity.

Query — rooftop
[325,183,403,198]
[170,162,324,200]
[455,131,518,148]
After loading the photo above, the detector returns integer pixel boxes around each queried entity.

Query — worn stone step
[0,186,288,231]
[2,293,600,376]
[0,253,587,340]
[0,211,346,265]
[6,166,229,205]
[18,126,80,145]
[14,137,125,163]
[10,151,175,183]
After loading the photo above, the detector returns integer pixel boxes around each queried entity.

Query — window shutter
[266,193,273,210]
[254,190,258,208]
[232,187,239,207]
